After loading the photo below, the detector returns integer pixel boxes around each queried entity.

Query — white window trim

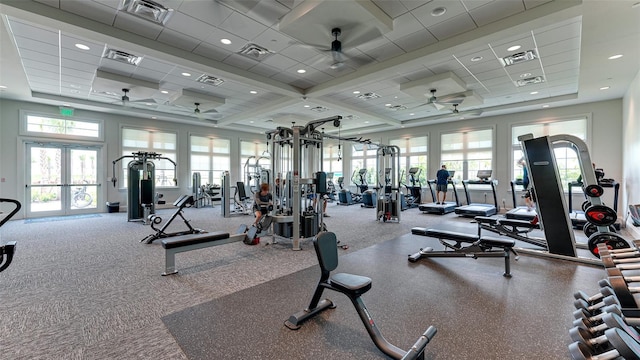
[20,109,104,141]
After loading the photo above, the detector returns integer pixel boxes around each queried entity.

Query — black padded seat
[161,231,229,249]
[411,227,429,235]
[424,229,478,243]
[480,236,516,248]
[330,273,372,296]
[475,216,498,225]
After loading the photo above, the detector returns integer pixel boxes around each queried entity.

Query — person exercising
[435,165,450,205]
[518,157,535,211]
[253,183,273,226]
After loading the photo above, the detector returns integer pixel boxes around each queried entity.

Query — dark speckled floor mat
[163,233,605,360]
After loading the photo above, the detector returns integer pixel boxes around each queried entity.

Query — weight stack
[300,213,320,238]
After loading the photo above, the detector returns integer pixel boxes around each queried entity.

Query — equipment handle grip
[400,326,437,360]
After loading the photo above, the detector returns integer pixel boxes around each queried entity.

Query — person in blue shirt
[435,165,450,205]
[518,157,535,211]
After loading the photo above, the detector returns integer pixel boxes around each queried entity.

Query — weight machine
[266,116,341,250]
[220,171,251,217]
[375,145,401,222]
[111,151,177,223]
[244,155,270,194]
[0,199,21,273]
[403,167,422,208]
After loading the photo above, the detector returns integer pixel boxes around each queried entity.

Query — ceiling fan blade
[433,102,446,111]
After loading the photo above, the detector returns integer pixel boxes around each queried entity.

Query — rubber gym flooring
[163,228,604,360]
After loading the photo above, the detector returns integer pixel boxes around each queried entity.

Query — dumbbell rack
[568,242,640,359]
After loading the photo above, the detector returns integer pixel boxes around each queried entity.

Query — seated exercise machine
[409,227,517,277]
[285,231,437,359]
[454,170,498,217]
[505,179,537,221]
[141,195,206,244]
[0,199,21,273]
[419,172,459,215]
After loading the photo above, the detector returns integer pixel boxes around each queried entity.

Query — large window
[512,118,587,190]
[323,142,343,183]
[350,143,377,188]
[390,136,427,185]
[121,127,177,187]
[190,135,230,186]
[441,129,493,181]
[22,113,103,140]
[240,140,270,192]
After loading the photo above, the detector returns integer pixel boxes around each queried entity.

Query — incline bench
[161,231,245,275]
[409,227,517,277]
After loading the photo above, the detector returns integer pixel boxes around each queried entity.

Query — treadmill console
[476,170,492,181]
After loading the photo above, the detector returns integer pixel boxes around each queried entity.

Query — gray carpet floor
[0,200,625,359]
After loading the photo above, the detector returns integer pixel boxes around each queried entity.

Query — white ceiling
[0,0,638,136]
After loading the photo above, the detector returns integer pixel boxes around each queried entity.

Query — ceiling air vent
[500,50,538,67]
[357,92,381,100]
[238,43,273,61]
[103,48,143,65]
[387,105,407,111]
[309,106,329,112]
[196,74,225,87]
[120,0,174,25]
[515,76,545,87]
[343,115,359,120]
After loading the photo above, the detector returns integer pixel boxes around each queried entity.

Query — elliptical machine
[403,167,422,208]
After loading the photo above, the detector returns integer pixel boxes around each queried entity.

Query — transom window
[22,113,102,140]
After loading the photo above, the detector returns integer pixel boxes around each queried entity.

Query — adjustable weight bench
[285,231,437,360]
[160,231,245,275]
[409,227,517,277]
[475,216,547,249]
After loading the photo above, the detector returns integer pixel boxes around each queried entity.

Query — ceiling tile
[163,11,216,40]
[60,0,118,25]
[372,0,409,18]
[157,29,201,52]
[427,13,477,40]
[222,53,260,70]
[468,0,525,27]
[177,0,234,26]
[383,11,426,41]
[411,0,469,28]
[113,13,164,40]
[392,29,438,52]
[218,11,268,42]
[192,43,233,62]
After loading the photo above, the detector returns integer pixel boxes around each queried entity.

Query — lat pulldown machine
[111,151,177,223]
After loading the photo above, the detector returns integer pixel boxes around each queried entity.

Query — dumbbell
[607,267,640,283]
[598,243,638,256]
[574,295,621,316]
[598,277,640,310]
[601,255,640,269]
[575,287,618,306]
[570,312,640,344]
[569,328,640,360]
[573,304,626,327]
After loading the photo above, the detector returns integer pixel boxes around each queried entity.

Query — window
[190,135,230,186]
[512,118,587,189]
[121,127,177,187]
[350,143,377,188]
[22,113,103,140]
[240,140,270,192]
[390,136,427,185]
[441,129,493,181]
[323,141,343,182]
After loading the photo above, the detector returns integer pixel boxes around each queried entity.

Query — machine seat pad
[475,216,498,225]
[330,272,372,295]
[162,231,229,249]
[411,227,429,235]
[424,229,478,243]
[498,218,539,229]
[479,236,516,248]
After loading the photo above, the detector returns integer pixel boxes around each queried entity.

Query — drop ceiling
[0,0,638,135]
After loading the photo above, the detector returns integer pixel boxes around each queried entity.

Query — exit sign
[59,107,74,116]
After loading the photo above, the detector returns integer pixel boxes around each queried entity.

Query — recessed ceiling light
[600,86,610,90]
[220,39,232,45]
[409,113,415,116]
[250,90,257,94]
[75,43,90,50]
[181,72,191,77]
[520,73,532,78]
[161,90,169,94]
[353,90,360,94]
[608,54,623,60]
[530,91,539,95]
[250,120,254,123]
[542,104,550,108]
[431,7,446,16]
[297,69,306,74]
[470,56,483,62]
[507,45,521,52]
[385,103,392,107]
[303,105,310,108]
[364,121,369,124]
[151,116,157,119]
[0,85,6,89]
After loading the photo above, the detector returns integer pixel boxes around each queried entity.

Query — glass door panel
[28,146,63,215]
[69,149,98,210]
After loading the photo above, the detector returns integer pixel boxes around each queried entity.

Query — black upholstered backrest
[314,232,338,272]
[236,182,248,200]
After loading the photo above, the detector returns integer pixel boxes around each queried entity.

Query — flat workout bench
[161,231,245,275]
[409,227,517,277]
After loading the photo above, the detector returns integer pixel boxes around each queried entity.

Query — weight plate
[584,204,617,227]
[585,184,604,197]
[583,223,616,238]
[587,232,629,258]
[581,201,591,212]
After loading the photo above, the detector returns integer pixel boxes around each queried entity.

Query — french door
[26,143,101,217]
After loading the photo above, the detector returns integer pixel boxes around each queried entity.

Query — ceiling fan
[297,27,371,70]
[114,88,159,107]
[418,89,467,111]
[193,102,222,120]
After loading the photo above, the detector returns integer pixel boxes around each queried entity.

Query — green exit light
[59,107,74,116]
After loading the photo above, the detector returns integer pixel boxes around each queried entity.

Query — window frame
[440,127,494,181]
[120,125,178,189]
[20,110,104,141]
[189,134,231,187]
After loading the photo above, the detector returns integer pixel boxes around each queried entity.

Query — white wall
[622,69,640,238]
[0,99,264,218]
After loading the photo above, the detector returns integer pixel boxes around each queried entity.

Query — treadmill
[454,170,498,217]
[418,171,459,214]
[505,179,536,221]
